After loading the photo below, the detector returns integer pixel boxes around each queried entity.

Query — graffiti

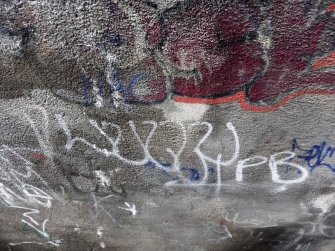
[118,202,137,217]
[0,100,331,249]
[1,1,334,110]
[94,170,111,188]
[56,115,310,188]
[82,69,145,108]
[164,0,335,109]
[0,145,60,247]
[1,1,335,250]
[292,139,335,172]
[236,152,309,185]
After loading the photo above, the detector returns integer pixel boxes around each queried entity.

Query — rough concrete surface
[0,1,335,250]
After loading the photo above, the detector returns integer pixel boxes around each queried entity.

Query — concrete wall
[0,1,335,250]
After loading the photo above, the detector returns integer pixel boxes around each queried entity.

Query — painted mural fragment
[0,0,334,110]
[0,0,335,250]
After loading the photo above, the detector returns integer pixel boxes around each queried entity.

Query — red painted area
[74,1,335,108]
[4,0,335,108]
[155,1,335,105]
[161,1,264,98]
[327,3,335,13]
[247,1,335,103]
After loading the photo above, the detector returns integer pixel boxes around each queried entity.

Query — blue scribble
[144,161,156,169]
[144,161,215,182]
[107,2,117,13]
[82,73,92,107]
[144,161,177,180]
[98,74,104,96]
[82,69,144,106]
[109,70,144,101]
[292,139,335,173]
[126,74,145,99]
[189,168,201,181]
[109,34,123,46]
[180,167,215,182]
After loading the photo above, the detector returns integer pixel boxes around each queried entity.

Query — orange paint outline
[174,89,335,112]
[313,51,335,70]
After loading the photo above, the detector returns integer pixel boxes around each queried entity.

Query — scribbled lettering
[56,116,310,189]
[292,139,335,172]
